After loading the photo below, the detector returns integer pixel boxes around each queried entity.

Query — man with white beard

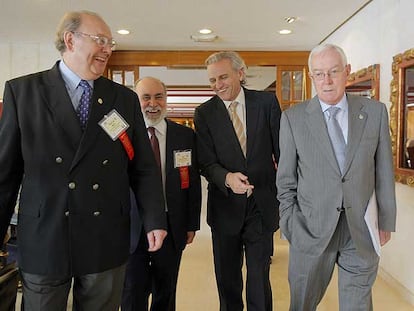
[121,77,201,311]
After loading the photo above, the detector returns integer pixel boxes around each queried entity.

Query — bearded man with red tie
[121,77,201,311]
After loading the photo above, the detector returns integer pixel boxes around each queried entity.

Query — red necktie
[148,127,161,171]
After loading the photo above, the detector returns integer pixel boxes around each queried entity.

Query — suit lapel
[245,89,259,159]
[70,77,116,170]
[343,95,367,175]
[213,97,245,158]
[43,64,83,150]
[165,120,174,178]
[305,96,340,173]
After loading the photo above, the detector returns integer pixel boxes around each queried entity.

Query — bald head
[135,77,168,126]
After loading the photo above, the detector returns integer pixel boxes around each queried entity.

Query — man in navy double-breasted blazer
[0,11,167,311]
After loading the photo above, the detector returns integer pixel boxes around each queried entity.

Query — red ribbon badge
[119,131,134,160]
[179,166,189,189]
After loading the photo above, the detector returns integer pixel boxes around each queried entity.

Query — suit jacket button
[92,184,99,190]
[64,211,70,217]
[68,182,76,189]
[93,211,100,216]
[55,157,63,163]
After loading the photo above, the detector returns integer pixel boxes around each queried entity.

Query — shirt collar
[223,88,245,109]
[319,93,348,113]
[59,60,93,90]
[146,118,167,136]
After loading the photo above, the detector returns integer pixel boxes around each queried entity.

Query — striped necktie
[229,101,246,156]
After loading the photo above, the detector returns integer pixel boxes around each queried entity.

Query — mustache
[144,106,162,113]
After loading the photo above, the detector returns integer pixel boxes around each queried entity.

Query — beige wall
[323,0,414,305]
[0,43,59,97]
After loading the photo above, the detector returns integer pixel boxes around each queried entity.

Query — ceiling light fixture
[279,29,292,35]
[117,29,130,35]
[191,33,218,42]
[284,16,297,24]
[199,28,212,34]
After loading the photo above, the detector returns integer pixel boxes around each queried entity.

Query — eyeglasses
[72,31,116,50]
[311,68,345,81]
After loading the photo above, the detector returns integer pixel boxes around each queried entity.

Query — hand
[379,230,391,246]
[147,229,168,252]
[225,172,254,195]
[186,231,196,244]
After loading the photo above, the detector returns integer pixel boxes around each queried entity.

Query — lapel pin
[358,114,364,120]
[98,98,103,105]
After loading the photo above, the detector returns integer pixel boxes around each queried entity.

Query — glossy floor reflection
[15,231,414,311]
[176,225,414,310]
[14,179,414,310]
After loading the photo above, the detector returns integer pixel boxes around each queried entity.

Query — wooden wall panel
[107,50,310,67]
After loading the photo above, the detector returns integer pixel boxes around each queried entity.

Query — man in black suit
[121,77,201,311]
[0,11,167,310]
[194,51,281,311]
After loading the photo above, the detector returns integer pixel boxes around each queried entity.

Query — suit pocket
[18,194,41,218]
[280,204,295,242]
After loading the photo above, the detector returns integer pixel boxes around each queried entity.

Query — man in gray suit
[276,43,396,311]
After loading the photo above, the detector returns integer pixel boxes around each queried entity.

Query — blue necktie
[77,80,92,130]
[326,106,346,173]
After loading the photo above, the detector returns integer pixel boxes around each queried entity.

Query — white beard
[143,108,168,127]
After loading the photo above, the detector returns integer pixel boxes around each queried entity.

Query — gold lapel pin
[98,98,103,105]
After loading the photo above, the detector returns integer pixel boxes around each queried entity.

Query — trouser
[212,197,273,311]
[20,264,126,311]
[121,225,182,311]
[288,212,379,311]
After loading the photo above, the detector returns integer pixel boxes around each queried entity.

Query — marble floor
[13,180,414,310]
[176,222,414,310]
[14,230,414,311]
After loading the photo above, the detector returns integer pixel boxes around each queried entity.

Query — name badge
[174,150,192,168]
[99,109,130,141]
[99,110,134,160]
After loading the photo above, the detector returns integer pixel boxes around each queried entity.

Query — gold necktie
[229,101,246,156]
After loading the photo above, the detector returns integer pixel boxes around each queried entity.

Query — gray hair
[308,44,348,72]
[205,51,247,85]
[54,10,103,54]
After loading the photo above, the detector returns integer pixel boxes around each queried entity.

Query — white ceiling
[0,0,371,51]
[0,0,372,95]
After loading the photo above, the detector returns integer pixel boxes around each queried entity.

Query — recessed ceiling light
[199,28,212,34]
[284,16,297,24]
[117,29,130,35]
[191,33,218,42]
[279,29,292,35]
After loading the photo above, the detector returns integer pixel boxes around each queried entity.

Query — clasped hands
[225,172,254,195]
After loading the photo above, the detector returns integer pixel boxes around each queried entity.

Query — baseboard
[378,267,414,306]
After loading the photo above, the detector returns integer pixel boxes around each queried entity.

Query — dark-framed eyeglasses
[72,31,116,50]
